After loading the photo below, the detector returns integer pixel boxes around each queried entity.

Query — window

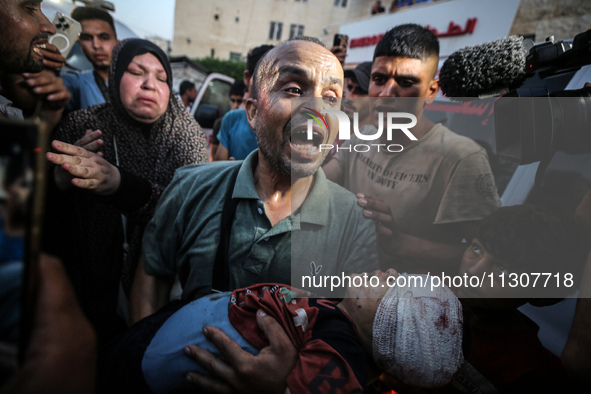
[289,24,305,40]
[269,21,283,40]
[334,0,347,7]
[229,52,242,62]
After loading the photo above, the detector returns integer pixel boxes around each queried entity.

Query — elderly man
[324,24,500,274]
[130,37,378,393]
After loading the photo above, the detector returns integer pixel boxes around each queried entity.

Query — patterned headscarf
[51,39,206,306]
[108,38,184,136]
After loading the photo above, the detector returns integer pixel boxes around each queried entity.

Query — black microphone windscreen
[439,36,527,100]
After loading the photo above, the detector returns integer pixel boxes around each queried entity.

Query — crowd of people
[1,1,591,393]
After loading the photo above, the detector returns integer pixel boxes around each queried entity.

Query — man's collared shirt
[143,150,378,300]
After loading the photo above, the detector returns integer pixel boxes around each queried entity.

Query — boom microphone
[439,36,532,100]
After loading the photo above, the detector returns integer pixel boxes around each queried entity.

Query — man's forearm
[129,259,172,324]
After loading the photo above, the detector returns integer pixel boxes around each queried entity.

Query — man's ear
[425,78,440,104]
[245,97,258,131]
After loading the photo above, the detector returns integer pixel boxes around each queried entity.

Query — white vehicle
[171,56,234,138]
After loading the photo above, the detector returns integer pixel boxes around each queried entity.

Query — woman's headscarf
[107,38,186,135]
[49,39,206,321]
[112,39,173,93]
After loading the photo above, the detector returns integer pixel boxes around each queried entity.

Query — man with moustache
[0,0,71,128]
[130,37,378,393]
[324,24,500,274]
[61,6,118,111]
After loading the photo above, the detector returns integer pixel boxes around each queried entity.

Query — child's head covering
[372,274,464,388]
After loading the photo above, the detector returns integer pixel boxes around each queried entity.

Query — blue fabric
[62,70,106,112]
[0,261,23,342]
[0,216,24,265]
[142,293,258,393]
[216,109,258,160]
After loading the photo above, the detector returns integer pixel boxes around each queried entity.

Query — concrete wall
[510,0,591,41]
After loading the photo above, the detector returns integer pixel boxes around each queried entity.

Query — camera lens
[56,23,62,29]
[64,23,70,29]
[59,16,65,22]
[548,88,591,154]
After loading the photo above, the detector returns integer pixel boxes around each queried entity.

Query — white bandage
[372,274,464,388]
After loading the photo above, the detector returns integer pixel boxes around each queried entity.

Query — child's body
[107,271,464,393]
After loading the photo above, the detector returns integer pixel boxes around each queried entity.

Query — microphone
[439,36,532,100]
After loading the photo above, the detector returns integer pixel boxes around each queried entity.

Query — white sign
[340,0,521,64]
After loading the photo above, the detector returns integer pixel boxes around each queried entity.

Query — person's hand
[356,193,399,236]
[47,140,121,196]
[184,309,298,394]
[22,71,70,111]
[330,45,347,66]
[21,70,71,130]
[40,43,66,73]
[0,255,96,394]
[53,130,104,189]
[357,193,405,258]
[74,130,105,156]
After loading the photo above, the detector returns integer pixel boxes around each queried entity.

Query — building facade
[172,0,382,60]
[172,0,591,63]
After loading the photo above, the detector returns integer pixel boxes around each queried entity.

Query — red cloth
[228,284,366,393]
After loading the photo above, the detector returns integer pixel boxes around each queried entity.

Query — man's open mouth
[290,126,324,151]
[32,43,47,55]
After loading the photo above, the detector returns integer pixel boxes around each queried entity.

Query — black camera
[495,30,591,164]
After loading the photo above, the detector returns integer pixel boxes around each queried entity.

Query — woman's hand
[47,140,120,196]
[74,129,105,155]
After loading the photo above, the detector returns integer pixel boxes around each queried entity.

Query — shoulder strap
[212,164,241,292]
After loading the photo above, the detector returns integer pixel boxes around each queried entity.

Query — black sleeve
[98,167,152,213]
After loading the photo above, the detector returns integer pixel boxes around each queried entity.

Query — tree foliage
[194,57,245,81]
